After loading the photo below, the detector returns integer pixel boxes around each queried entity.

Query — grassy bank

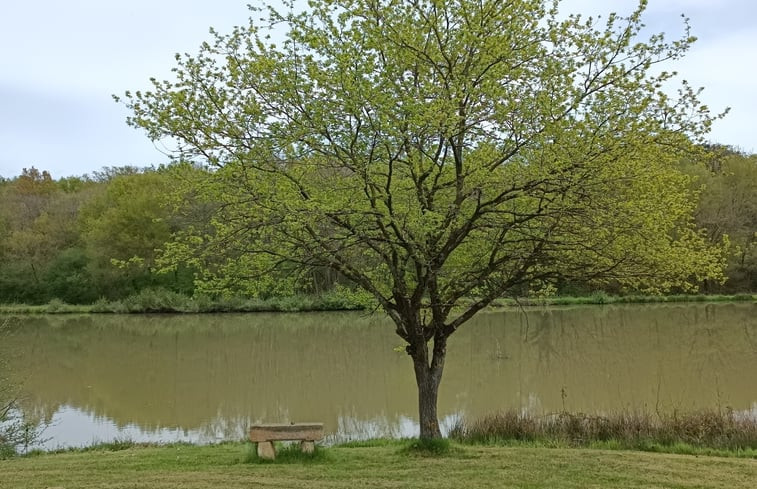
[1,441,756,489]
[451,410,757,458]
[0,287,373,314]
[0,290,754,315]
[488,292,757,307]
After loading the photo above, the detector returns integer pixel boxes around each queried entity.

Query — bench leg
[257,441,276,460]
[300,440,315,454]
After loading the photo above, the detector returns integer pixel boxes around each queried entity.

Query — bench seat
[249,423,324,459]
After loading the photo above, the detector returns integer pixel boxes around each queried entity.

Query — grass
[450,409,757,457]
[1,441,755,488]
[0,291,753,314]
[241,442,331,464]
[0,286,374,314]
[489,292,755,307]
[400,437,460,457]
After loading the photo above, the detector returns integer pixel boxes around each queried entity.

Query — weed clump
[400,438,461,457]
[241,442,329,464]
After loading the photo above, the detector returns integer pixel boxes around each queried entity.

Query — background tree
[123,0,724,439]
[682,146,757,292]
[78,168,195,298]
[0,168,95,303]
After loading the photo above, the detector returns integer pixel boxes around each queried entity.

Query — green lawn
[1,443,755,489]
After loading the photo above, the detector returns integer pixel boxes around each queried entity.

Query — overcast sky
[1,0,755,179]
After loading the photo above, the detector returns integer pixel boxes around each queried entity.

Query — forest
[0,145,754,306]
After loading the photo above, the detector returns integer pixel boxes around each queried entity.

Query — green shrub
[45,299,67,313]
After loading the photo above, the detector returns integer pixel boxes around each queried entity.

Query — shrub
[1,321,46,458]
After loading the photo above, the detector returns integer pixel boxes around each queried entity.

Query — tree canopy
[120,0,725,438]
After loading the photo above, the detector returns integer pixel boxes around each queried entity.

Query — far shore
[0,292,754,315]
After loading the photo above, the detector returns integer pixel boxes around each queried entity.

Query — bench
[249,423,324,460]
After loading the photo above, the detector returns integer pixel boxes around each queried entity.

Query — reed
[450,409,757,455]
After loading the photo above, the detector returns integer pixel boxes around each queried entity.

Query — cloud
[0,0,754,177]
[0,84,168,178]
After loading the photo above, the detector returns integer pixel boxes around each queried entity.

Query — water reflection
[1,303,755,447]
[41,405,212,449]
[38,405,460,450]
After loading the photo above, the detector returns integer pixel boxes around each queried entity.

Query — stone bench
[249,423,324,460]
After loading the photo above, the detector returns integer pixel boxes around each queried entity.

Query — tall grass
[489,293,755,308]
[400,437,459,457]
[0,287,374,314]
[89,287,373,313]
[450,409,757,455]
[241,442,330,464]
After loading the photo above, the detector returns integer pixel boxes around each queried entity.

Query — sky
[1,0,755,179]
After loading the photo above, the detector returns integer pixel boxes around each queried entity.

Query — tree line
[0,146,753,305]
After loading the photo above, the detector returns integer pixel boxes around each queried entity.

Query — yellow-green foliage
[119,0,729,437]
[124,0,725,310]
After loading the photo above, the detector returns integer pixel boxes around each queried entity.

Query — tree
[120,0,724,438]
[79,169,194,298]
[0,169,87,303]
[682,146,757,292]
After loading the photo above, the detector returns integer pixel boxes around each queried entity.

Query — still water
[1,303,756,448]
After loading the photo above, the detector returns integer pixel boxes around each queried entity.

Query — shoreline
[0,293,754,315]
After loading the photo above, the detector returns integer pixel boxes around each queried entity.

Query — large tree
[120,0,724,438]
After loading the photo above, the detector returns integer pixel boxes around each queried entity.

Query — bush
[120,288,194,312]
[45,298,67,313]
[1,321,46,458]
[84,288,373,314]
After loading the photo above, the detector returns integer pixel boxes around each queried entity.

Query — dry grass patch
[451,409,757,456]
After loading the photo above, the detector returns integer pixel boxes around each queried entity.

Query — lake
[1,303,756,448]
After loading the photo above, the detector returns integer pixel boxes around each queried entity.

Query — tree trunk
[411,338,447,439]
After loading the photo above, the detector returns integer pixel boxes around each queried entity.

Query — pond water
[1,303,756,448]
